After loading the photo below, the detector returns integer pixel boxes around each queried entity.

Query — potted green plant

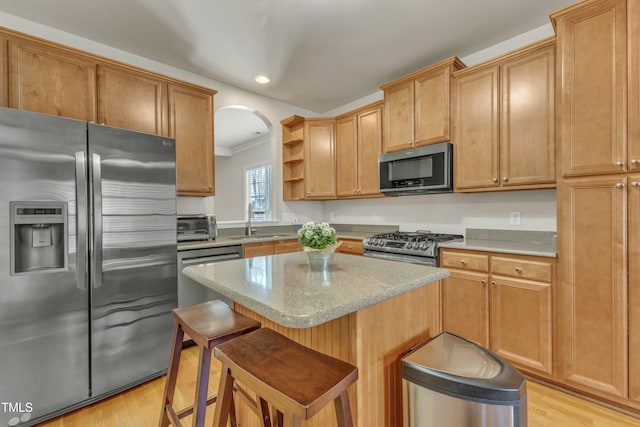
[297,222,341,271]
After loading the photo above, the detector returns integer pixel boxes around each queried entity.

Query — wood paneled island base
[230,281,441,427]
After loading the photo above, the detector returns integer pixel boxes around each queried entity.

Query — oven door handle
[181,254,241,266]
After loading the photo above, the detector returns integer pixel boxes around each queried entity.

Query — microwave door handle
[91,153,103,289]
[75,151,88,290]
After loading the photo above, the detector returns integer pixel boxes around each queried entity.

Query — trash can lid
[402,332,526,403]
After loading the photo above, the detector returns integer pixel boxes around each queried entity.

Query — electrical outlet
[510,211,521,226]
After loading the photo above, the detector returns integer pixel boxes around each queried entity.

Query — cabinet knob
[632,182,640,187]
[492,178,498,183]
[632,159,639,165]
[514,267,522,272]
[480,280,487,286]
[491,281,497,286]
[353,189,357,193]
[616,183,625,188]
[460,260,466,265]
[502,177,508,182]
[617,161,626,167]
[208,185,212,190]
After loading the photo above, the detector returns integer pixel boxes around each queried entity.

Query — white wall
[214,142,271,221]
[0,13,558,232]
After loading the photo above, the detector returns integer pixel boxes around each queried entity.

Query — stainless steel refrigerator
[0,107,177,426]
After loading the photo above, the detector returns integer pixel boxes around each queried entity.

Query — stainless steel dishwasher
[177,245,242,307]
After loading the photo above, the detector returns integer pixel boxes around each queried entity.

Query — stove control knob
[378,240,386,247]
[419,242,428,250]
[404,242,411,249]
[412,242,420,249]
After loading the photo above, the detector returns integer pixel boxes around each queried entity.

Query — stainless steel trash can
[401,332,527,427]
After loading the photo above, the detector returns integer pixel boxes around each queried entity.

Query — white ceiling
[0,0,576,115]
[215,106,270,156]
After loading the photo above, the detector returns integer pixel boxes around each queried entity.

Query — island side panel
[232,305,358,427]
[355,279,442,427]
[232,280,442,427]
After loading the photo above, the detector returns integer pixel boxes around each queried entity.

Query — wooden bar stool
[159,300,261,427]
[212,327,358,427]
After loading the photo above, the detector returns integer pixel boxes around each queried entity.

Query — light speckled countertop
[438,228,557,257]
[177,231,378,251]
[182,252,449,328]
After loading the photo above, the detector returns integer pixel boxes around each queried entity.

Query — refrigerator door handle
[91,153,103,288]
[75,151,88,290]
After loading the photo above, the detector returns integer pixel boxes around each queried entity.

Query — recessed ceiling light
[255,75,270,84]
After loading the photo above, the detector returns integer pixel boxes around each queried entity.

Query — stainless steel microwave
[378,142,453,196]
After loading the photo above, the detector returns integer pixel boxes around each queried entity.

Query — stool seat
[173,300,261,349]
[159,300,261,427]
[213,327,358,426]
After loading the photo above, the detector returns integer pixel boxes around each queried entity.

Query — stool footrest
[174,393,219,420]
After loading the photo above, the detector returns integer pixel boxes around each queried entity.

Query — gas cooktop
[362,231,464,266]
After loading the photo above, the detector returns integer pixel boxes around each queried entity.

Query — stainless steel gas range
[363,231,463,266]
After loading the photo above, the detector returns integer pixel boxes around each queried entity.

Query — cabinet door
[452,67,500,190]
[442,270,489,347]
[629,1,640,173]
[629,174,640,403]
[383,80,414,153]
[0,36,7,107]
[336,114,358,197]
[414,66,451,146]
[557,176,627,399]
[168,84,215,196]
[275,240,301,254]
[8,39,96,121]
[357,104,383,196]
[243,242,275,258]
[97,65,165,135]
[555,0,627,177]
[304,119,336,199]
[500,43,555,187]
[490,276,552,376]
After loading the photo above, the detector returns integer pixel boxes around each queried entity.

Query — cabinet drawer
[491,256,552,282]
[440,251,489,272]
[336,239,363,256]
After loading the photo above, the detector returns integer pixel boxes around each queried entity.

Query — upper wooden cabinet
[453,38,556,192]
[168,84,215,196]
[336,101,383,198]
[0,27,217,196]
[381,57,464,153]
[7,38,96,121]
[553,0,629,177]
[97,65,166,135]
[304,118,336,199]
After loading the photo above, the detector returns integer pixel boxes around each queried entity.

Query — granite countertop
[182,252,449,328]
[438,228,557,258]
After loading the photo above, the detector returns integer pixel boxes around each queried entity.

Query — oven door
[363,250,436,267]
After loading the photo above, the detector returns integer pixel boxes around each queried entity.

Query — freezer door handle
[91,153,103,288]
[75,151,88,290]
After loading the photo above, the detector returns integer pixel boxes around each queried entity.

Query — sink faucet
[246,202,254,236]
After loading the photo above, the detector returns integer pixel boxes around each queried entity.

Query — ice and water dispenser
[10,202,68,275]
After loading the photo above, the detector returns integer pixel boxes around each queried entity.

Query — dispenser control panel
[10,201,68,276]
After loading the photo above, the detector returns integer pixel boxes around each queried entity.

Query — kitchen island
[183,252,449,427]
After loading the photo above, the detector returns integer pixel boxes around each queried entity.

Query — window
[247,164,272,221]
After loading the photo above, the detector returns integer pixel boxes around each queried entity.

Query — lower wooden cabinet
[243,239,301,258]
[335,238,364,256]
[440,249,555,378]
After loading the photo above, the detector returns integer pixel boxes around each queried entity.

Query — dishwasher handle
[181,254,241,266]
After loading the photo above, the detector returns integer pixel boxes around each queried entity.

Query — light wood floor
[38,346,640,427]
